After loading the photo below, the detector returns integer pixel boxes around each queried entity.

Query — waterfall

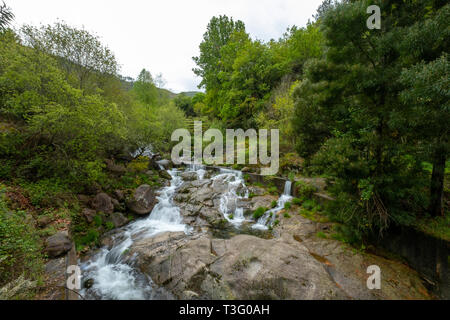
[80,169,189,300]
[212,168,249,226]
[284,180,292,196]
[252,180,293,231]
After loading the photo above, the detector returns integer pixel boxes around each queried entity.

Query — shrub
[316,231,327,239]
[292,198,302,206]
[0,185,44,289]
[268,186,278,195]
[253,207,267,220]
[302,199,317,211]
[270,200,277,208]
[284,202,292,210]
[295,181,316,199]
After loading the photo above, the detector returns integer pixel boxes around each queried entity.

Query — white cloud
[9,0,323,93]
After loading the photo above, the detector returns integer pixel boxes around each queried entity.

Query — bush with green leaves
[0,184,43,288]
[252,207,268,220]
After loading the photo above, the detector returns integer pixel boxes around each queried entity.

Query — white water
[80,163,294,299]
[252,180,293,230]
[212,168,249,227]
[80,169,189,300]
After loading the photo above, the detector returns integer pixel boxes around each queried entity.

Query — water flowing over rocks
[79,165,432,300]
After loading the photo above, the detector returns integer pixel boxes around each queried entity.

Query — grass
[0,184,44,296]
[414,214,450,241]
[316,231,328,239]
[253,207,268,220]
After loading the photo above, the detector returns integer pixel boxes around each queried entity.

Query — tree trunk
[429,147,446,217]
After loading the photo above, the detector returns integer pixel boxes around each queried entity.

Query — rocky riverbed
[79,165,432,300]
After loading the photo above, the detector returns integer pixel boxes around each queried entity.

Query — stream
[79,165,293,300]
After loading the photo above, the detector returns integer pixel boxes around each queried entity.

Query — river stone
[91,193,114,214]
[127,185,157,215]
[45,231,72,258]
[180,172,198,181]
[110,212,129,228]
[156,159,173,170]
[159,170,172,180]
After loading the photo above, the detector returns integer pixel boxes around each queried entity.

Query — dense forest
[0,0,448,299]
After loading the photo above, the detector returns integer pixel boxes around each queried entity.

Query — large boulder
[45,231,72,258]
[180,172,198,181]
[91,193,114,214]
[109,212,129,228]
[127,185,157,215]
[130,233,348,300]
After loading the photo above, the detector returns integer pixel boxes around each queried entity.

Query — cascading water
[80,169,189,300]
[211,168,249,226]
[252,180,293,230]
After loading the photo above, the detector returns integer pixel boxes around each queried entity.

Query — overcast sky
[9,0,323,93]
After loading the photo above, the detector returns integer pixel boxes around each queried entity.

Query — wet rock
[250,195,278,211]
[131,233,348,300]
[159,170,172,180]
[180,172,198,181]
[81,208,96,223]
[45,231,72,258]
[84,278,94,289]
[156,159,173,170]
[148,155,161,171]
[127,185,157,215]
[91,193,114,214]
[110,212,129,228]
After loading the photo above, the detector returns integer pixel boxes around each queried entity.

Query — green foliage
[19,179,70,208]
[174,94,196,117]
[252,207,268,220]
[193,15,323,128]
[0,184,43,288]
[0,2,14,32]
[292,1,449,236]
[283,212,291,218]
[21,22,118,92]
[316,231,327,239]
[105,221,115,231]
[132,69,158,106]
[302,199,317,211]
[270,200,277,208]
[295,181,316,199]
[268,186,278,195]
[292,198,302,206]
[284,202,291,210]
